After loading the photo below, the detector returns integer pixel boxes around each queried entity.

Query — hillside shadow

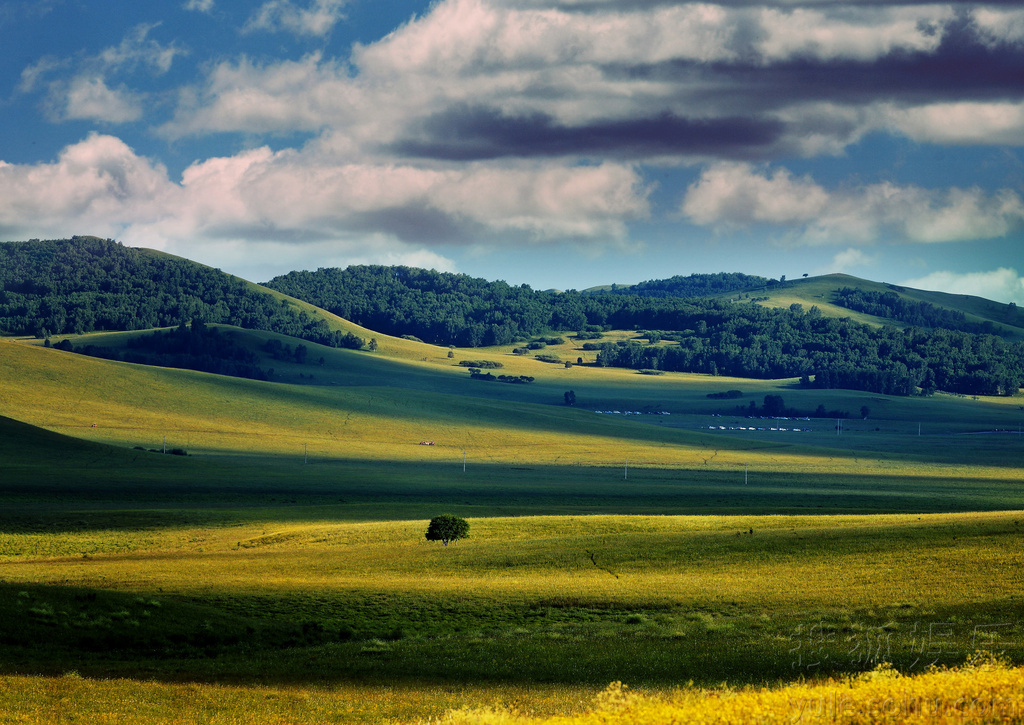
[2,580,1023,690]
[2,453,1022,534]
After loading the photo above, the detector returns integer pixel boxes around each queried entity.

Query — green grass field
[1,329,1024,722]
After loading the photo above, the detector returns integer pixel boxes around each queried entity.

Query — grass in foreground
[436,655,1024,724]
[1,513,1023,690]
[3,657,1023,724]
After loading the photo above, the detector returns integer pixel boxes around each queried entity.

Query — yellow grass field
[2,325,1024,723]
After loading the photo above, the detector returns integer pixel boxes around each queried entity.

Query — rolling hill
[716,272,1024,339]
[3,238,1024,723]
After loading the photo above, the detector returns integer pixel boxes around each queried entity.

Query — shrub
[458,360,503,368]
[425,515,469,546]
[707,390,743,399]
[340,332,364,349]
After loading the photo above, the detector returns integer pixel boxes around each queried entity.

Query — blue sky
[2,0,1024,302]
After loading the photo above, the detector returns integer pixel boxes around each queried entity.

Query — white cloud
[881,102,1024,146]
[168,149,648,242]
[60,76,144,123]
[973,8,1024,47]
[680,162,829,226]
[681,163,1024,246]
[357,0,949,75]
[160,0,982,160]
[97,23,185,74]
[191,237,457,284]
[159,53,355,137]
[827,248,877,274]
[184,0,214,12]
[244,0,347,37]
[18,56,64,93]
[0,134,175,239]
[22,24,183,126]
[754,6,949,62]
[901,268,1024,306]
[0,134,648,276]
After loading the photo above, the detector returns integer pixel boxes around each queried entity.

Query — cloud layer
[0,134,648,273]
[152,1,1024,163]
[4,0,1024,283]
[681,162,1024,245]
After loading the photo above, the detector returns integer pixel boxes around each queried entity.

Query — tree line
[265,266,1023,396]
[264,266,784,348]
[3,240,1020,397]
[0,237,351,349]
[592,310,1024,397]
[54,320,270,381]
[831,287,1021,335]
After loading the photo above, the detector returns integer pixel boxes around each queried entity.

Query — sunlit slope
[0,339,762,465]
[3,337,1024,489]
[723,273,1024,338]
[47,323,1024,431]
[3,511,1022,608]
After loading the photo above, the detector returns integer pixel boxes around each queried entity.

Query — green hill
[3,238,1023,398]
[713,273,1024,340]
[0,236,352,347]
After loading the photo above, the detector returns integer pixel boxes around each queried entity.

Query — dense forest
[267,266,1024,397]
[54,320,270,380]
[592,308,1024,397]
[598,272,772,298]
[831,287,1021,335]
[2,239,1021,397]
[0,237,349,348]
[264,266,777,347]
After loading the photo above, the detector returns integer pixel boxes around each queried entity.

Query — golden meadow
[2,329,1024,722]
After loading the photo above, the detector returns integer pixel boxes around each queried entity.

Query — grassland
[1,327,1024,722]
[2,509,1024,721]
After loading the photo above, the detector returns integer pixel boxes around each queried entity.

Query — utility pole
[304,442,307,465]
[745,463,748,485]
[624,457,628,480]
[462,450,466,473]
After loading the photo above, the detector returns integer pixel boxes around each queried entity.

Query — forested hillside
[266,266,1024,397]
[0,237,347,347]
[1,239,1021,397]
[595,272,772,297]
[264,267,780,347]
[594,309,1024,397]
[832,287,1024,335]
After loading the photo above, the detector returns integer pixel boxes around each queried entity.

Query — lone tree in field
[425,514,470,546]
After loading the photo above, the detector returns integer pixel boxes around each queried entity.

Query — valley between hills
[2,237,1024,723]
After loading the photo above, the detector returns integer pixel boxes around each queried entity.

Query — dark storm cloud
[389,8,1024,164]
[607,12,1024,110]
[392,106,785,161]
